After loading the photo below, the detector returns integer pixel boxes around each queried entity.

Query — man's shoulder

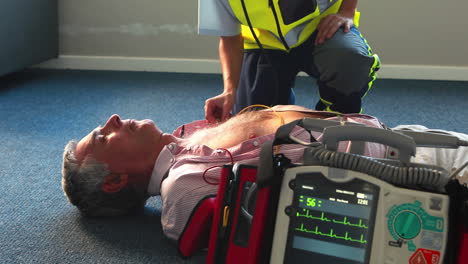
[198,0,241,36]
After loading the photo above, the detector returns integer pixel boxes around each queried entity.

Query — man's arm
[204,34,244,123]
[315,0,357,45]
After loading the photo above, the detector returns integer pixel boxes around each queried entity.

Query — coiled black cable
[308,144,449,188]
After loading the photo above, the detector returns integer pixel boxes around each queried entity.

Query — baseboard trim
[36,55,468,81]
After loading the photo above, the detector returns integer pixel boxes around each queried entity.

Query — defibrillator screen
[284,173,379,264]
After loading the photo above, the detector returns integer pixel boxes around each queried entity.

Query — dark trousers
[233,27,380,114]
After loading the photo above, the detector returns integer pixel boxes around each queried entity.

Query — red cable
[202,148,234,185]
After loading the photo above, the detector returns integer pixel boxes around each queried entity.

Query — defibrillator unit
[270,166,449,264]
[201,118,468,264]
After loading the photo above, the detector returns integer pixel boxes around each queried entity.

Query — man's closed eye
[98,135,107,143]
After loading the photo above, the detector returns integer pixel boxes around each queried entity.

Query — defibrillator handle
[393,129,467,148]
[301,118,365,132]
[322,125,417,163]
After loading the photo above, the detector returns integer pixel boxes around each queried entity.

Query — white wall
[39,0,468,80]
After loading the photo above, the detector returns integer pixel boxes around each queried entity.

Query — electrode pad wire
[449,161,468,181]
[202,148,234,185]
[238,104,285,127]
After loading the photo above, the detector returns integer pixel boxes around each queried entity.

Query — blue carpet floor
[0,69,467,263]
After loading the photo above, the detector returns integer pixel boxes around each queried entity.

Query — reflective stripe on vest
[228,0,360,51]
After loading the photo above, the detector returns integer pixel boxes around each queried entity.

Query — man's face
[75,114,162,175]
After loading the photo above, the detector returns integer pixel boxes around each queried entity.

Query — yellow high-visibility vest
[228,0,360,50]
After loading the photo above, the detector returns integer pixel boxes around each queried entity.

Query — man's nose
[104,114,122,130]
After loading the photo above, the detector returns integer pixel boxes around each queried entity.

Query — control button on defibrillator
[288,179,296,189]
[429,197,443,211]
[388,240,403,248]
[421,231,443,250]
[394,211,421,240]
[284,206,293,216]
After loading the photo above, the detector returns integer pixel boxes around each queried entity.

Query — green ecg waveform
[296,209,368,229]
[296,224,368,244]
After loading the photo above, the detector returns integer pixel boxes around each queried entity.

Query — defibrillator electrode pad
[270,166,449,264]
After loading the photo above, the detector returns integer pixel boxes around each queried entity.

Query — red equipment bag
[446,179,468,264]
[178,196,216,258]
[206,164,276,264]
[458,225,468,264]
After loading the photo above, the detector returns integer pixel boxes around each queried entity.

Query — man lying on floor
[61,105,468,242]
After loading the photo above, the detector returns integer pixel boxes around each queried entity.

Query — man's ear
[101,173,129,194]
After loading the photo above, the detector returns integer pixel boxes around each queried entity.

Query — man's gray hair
[62,140,149,216]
